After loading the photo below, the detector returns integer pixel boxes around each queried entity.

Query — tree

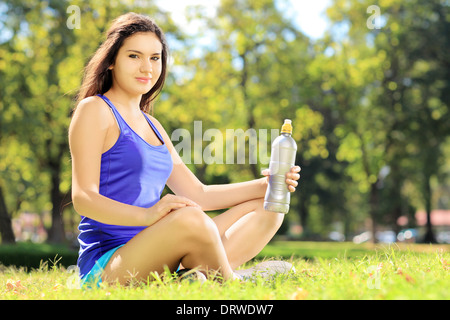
[324,0,450,242]
[0,0,178,243]
[158,0,328,232]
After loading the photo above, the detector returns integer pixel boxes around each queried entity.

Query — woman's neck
[104,88,142,114]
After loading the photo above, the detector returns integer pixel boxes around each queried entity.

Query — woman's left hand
[286,165,301,192]
[261,165,301,192]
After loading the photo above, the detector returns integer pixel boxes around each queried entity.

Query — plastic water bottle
[264,119,297,214]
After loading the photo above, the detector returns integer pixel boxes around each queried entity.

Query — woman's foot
[176,268,207,283]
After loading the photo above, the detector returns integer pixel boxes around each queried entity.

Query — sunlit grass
[1,242,448,300]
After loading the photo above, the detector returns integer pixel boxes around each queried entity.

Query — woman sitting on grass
[69,12,300,287]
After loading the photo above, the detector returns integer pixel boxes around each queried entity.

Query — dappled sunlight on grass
[1,242,448,300]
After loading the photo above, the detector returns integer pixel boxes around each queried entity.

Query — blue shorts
[81,244,124,288]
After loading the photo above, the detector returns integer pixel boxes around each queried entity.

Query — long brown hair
[76,12,169,113]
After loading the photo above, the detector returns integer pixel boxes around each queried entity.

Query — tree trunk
[369,182,379,244]
[299,195,309,237]
[422,173,436,243]
[0,185,16,244]
[46,145,66,243]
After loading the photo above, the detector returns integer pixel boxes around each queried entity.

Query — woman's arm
[151,117,300,211]
[69,97,148,225]
[169,163,269,211]
[69,98,197,226]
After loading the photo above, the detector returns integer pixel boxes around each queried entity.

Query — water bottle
[264,119,297,214]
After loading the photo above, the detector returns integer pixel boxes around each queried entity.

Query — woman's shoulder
[71,95,115,129]
[75,95,110,115]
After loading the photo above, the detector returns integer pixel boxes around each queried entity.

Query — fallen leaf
[404,273,416,284]
[6,279,24,292]
[440,259,449,271]
[396,267,415,284]
[53,283,63,291]
[290,287,309,300]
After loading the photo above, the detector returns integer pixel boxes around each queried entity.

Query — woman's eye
[151,56,160,61]
[129,54,138,59]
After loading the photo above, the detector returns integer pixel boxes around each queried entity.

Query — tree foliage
[0,0,448,244]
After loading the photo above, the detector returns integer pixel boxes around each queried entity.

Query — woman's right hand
[145,194,201,225]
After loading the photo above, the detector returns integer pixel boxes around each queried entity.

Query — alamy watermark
[66,4,383,31]
[366,264,382,289]
[65,262,384,290]
[367,5,382,30]
[66,265,81,289]
[66,5,81,30]
[171,121,279,165]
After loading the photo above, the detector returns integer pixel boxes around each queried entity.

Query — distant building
[414,210,450,227]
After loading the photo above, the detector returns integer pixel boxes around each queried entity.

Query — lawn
[0,241,448,300]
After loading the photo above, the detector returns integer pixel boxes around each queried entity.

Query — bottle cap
[281,119,292,134]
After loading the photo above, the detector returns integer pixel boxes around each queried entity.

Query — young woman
[69,12,301,286]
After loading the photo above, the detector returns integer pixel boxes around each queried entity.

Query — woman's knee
[254,198,285,230]
[171,206,220,244]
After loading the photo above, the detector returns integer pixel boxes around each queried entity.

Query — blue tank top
[77,94,173,278]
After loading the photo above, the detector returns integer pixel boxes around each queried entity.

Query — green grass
[0,241,449,300]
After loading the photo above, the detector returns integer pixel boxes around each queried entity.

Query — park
[0,0,449,302]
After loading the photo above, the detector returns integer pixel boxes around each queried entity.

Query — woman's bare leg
[212,198,284,269]
[101,206,235,285]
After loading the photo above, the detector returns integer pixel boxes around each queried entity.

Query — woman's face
[110,32,163,97]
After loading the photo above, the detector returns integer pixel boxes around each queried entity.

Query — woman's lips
[136,77,152,83]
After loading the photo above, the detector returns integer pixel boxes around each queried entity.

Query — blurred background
[0,0,449,247]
